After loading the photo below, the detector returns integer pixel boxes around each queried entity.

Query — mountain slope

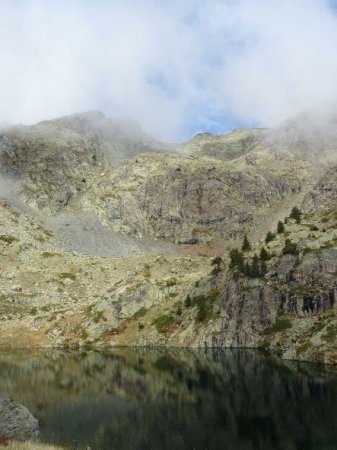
[0,112,336,365]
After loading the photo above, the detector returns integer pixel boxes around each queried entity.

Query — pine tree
[251,255,260,278]
[290,206,302,224]
[229,249,244,269]
[265,231,275,244]
[260,246,269,261]
[211,256,223,274]
[184,294,192,308]
[277,220,285,233]
[282,239,298,255]
[242,235,251,252]
[243,261,251,277]
[260,260,267,276]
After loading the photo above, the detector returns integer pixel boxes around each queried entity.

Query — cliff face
[0,112,335,365]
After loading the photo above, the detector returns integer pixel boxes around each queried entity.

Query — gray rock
[0,397,39,441]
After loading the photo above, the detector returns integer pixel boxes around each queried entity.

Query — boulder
[0,397,39,441]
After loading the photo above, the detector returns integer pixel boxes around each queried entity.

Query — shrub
[58,272,76,281]
[133,307,147,318]
[153,314,174,333]
[310,225,319,231]
[262,318,292,334]
[0,235,17,244]
[42,252,55,258]
[166,278,177,287]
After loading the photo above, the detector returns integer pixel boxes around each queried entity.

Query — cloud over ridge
[0,0,337,139]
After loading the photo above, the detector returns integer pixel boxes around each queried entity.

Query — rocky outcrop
[302,165,337,212]
[0,398,39,441]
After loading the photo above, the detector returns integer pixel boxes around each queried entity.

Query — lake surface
[0,348,337,450]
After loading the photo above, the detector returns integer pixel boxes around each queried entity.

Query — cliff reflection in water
[0,348,336,449]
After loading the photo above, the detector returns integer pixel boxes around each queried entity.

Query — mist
[1,0,337,140]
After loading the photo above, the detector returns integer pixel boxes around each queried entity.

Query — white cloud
[0,0,337,140]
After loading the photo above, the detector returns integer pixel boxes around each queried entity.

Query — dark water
[0,348,337,450]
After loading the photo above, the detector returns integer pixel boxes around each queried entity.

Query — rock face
[302,165,337,212]
[0,111,161,210]
[0,398,39,441]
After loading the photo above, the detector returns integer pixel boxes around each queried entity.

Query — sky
[1,0,337,141]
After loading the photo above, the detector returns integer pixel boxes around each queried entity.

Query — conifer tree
[260,246,269,261]
[277,221,285,233]
[242,234,251,252]
[290,206,302,224]
[229,249,244,269]
[265,231,275,244]
[184,294,192,308]
[260,260,267,276]
[243,261,251,277]
[282,239,298,255]
[211,256,223,274]
[251,255,260,278]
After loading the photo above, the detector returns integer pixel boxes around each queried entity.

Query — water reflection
[0,348,336,450]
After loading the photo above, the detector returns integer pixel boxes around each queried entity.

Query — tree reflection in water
[0,348,336,450]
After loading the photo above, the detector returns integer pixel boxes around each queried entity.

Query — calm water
[0,348,337,450]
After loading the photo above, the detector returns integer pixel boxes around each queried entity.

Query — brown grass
[0,442,63,450]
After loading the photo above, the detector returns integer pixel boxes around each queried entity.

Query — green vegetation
[241,234,251,252]
[277,221,285,233]
[260,260,267,277]
[230,245,268,278]
[259,247,269,261]
[229,249,244,272]
[138,323,145,331]
[153,314,175,333]
[0,235,17,244]
[58,272,76,280]
[93,311,104,323]
[250,255,260,278]
[184,294,192,308]
[297,341,312,354]
[290,206,302,224]
[166,278,177,287]
[262,318,292,335]
[41,251,55,258]
[265,231,275,244]
[322,324,337,344]
[282,239,298,255]
[81,329,89,339]
[189,289,220,322]
[133,307,147,319]
[211,256,223,275]
[29,307,38,316]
